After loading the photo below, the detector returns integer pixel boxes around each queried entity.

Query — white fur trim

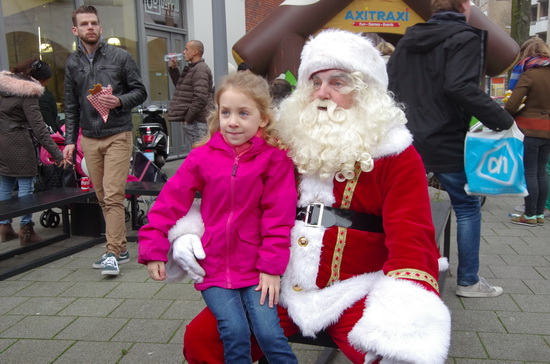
[438,257,449,272]
[281,271,381,337]
[371,125,413,159]
[348,276,451,363]
[167,199,205,242]
[281,175,379,336]
[298,29,388,90]
[297,175,336,207]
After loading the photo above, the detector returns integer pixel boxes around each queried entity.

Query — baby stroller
[125,148,168,225]
[35,125,87,228]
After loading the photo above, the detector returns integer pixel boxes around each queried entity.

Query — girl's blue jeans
[435,170,482,286]
[202,285,297,364]
[0,175,34,225]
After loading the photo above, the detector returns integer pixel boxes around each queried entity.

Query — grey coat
[0,71,63,177]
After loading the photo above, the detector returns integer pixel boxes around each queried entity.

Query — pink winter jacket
[138,132,297,290]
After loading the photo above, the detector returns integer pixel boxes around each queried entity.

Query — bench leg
[443,213,451,260]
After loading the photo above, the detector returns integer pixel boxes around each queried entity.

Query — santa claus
[167,29,451,364]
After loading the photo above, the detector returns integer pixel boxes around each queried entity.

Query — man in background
[167,40,213,147]
[63,5,147,276]
[387,0,513,297]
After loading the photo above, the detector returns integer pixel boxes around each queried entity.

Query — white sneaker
[456,277,503,298]
[514,204,525,213]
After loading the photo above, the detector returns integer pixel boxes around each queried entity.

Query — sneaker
[92,250,130,269]
[514,204,525,213]
[510,214,537,227]
[545,208,550,218]
[456,277,503,298]
[100,253,120,276]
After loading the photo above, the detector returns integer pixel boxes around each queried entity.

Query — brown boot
[1,223,18,242]
[19,223,43,246]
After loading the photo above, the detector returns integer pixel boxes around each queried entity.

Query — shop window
[1,0,139,113]
[531,6,538,24]
[143,0,184,28]
[541,2,548,20]
[2,0,75,112]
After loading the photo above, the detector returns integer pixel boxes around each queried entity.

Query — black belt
[296,203,384,233]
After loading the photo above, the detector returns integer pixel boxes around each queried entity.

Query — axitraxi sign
[324,0,424,34]
[344,9,410,27]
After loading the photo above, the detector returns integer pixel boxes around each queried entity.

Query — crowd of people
[1,0,549,362]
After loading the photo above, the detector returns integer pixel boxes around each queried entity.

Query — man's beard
[80,34,99,46]
[277,96,376,181]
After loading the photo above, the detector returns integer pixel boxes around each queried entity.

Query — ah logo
[476,138,523,186]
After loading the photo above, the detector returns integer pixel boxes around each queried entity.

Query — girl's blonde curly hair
[195,71,285,149]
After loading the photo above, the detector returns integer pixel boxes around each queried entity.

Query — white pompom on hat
[298,28,388,90]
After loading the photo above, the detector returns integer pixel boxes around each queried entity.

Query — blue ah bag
[464,121,528,196]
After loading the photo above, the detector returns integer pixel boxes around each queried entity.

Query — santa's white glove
[172,234,206,283]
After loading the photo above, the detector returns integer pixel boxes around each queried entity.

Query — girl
[138,71,298,363]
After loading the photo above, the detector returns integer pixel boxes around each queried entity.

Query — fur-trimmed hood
[0,71,44,98]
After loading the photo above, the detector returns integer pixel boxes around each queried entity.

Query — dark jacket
[0,71,63,177]
[504,66,550,139]
[39,88,60,132]
[167,59,213,123]
[388,12,513,173]
[64,39,147,145]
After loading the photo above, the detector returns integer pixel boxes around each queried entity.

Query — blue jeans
[435,171,481,286]
[202,286,297,364]
[0,175,35,225]
[522,136,550,216]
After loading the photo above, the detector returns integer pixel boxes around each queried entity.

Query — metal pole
[212,0,228,88]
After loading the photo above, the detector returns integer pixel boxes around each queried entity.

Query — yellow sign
[323,0,424,35]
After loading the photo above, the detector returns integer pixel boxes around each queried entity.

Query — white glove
[172,234,206,283]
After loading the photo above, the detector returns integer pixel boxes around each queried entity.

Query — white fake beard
[278,98,375,181]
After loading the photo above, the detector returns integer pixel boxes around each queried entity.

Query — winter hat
[298,28,388,90]
[30,60,52,81]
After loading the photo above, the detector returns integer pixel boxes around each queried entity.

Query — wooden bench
[125,180,166,231]
[259,199,453,364]
[0,187,105,280]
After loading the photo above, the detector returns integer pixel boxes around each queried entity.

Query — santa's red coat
[183,142,451,363]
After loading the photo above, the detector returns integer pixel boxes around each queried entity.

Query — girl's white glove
[172,234,206,283]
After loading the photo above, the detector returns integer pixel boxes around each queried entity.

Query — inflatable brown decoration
[232,0,519,82]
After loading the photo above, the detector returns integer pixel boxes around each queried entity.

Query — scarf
[508,56,550,90]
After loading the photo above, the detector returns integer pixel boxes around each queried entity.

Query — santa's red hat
[298,28,388,90]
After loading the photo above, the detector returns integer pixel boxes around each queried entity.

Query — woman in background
[505,38,550,226]
[0,58,66,245]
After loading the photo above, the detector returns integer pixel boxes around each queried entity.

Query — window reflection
[1,0,138,113]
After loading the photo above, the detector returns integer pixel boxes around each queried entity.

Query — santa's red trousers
[183,298,369,363]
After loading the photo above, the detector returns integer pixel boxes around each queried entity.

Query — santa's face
[310,69,355,109]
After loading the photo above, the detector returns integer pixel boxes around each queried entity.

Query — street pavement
[0,158,549,363]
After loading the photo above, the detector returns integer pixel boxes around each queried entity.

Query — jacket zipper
[225,154,241,288]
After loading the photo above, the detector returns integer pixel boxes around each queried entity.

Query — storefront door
[146,29,190,158]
